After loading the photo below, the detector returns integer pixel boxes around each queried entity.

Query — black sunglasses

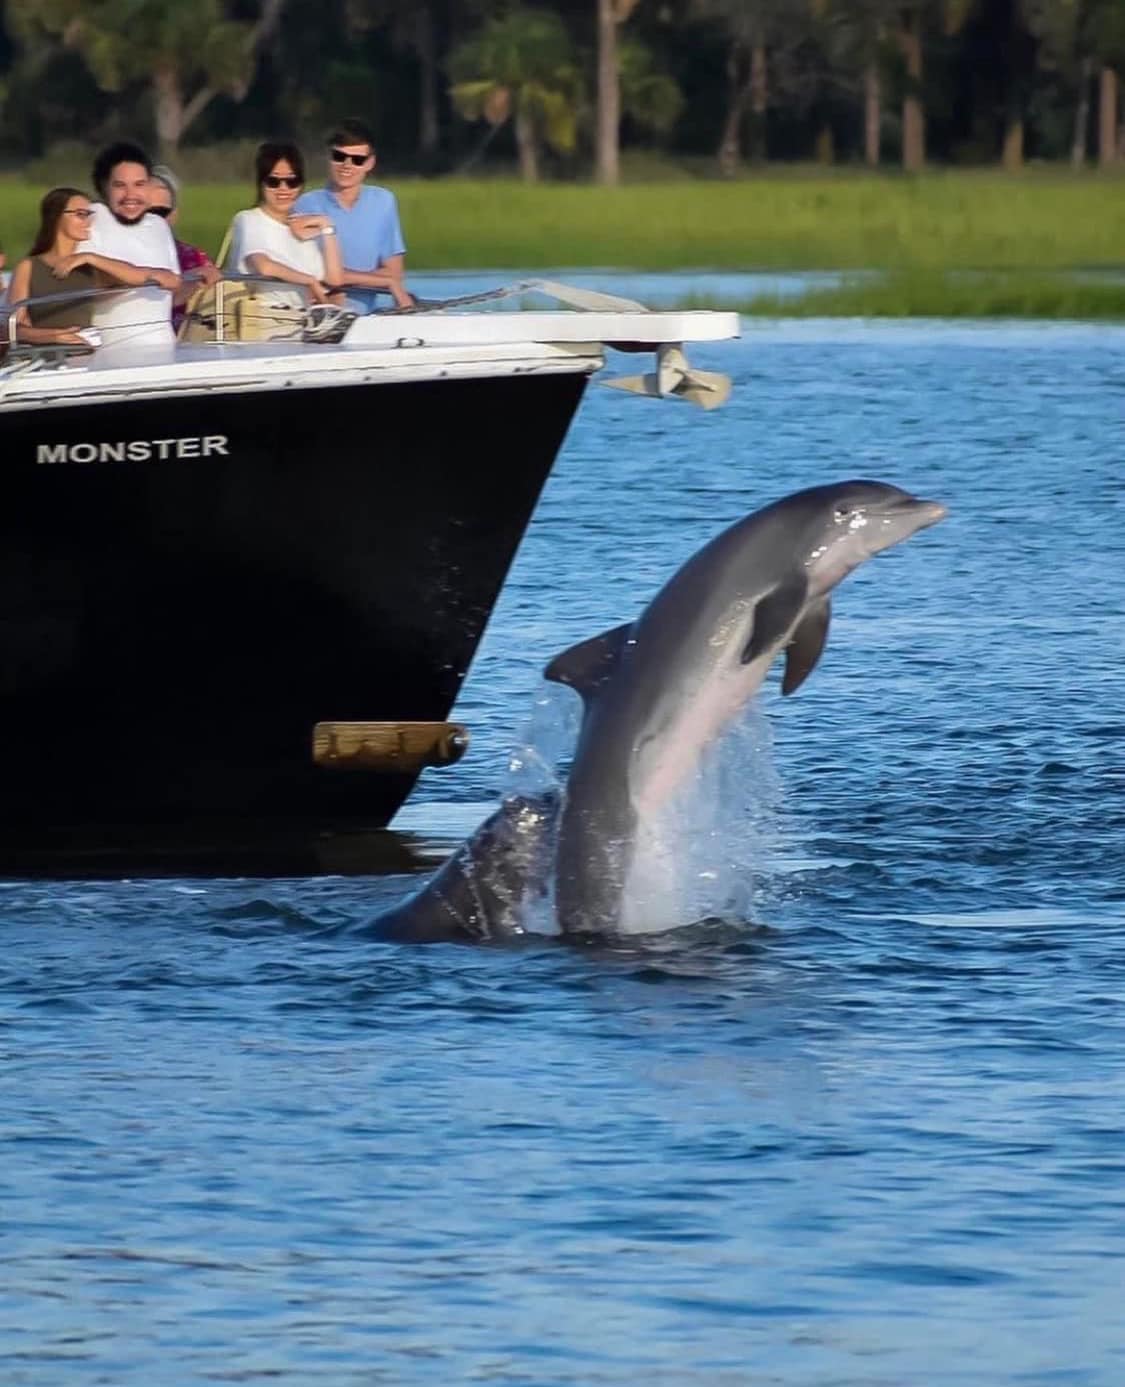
[148,205,173,219]
[264,175,302,189]
[330,149,370,166]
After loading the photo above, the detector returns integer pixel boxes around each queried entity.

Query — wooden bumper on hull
[313,721,469,774]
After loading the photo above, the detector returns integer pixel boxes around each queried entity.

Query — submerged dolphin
[372,480,945,943]
[371,791,557,943]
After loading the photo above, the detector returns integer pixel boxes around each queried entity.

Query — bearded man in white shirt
[86,142,181,350]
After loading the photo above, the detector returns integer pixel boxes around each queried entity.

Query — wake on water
[501,682,790,938]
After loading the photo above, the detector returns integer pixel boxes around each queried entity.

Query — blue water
[410,267,850,307]
[4,315,1125,1383]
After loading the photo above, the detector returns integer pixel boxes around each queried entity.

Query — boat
[0,278,739,876]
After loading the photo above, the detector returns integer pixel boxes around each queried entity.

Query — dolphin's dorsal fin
[545,623,633,705]
[740,578,808,666]
[782,596,831,695]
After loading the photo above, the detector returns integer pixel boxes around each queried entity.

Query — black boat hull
[0,369,588,874]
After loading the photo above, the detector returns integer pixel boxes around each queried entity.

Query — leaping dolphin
[372,480,946,944]
[546,479,946,937]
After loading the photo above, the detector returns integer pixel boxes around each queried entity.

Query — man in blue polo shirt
[292,118,412,313]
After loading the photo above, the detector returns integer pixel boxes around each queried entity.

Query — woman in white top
[226,143,342,306]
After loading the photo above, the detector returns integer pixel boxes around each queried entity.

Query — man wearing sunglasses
[291,118,412,313]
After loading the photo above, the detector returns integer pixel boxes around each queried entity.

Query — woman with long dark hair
[6,188,98,346]
[7,186,180,348]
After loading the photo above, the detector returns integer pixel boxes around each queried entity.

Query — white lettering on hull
[36,436,229,465]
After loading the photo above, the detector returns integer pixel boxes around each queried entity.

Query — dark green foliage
[0,0,1122,171]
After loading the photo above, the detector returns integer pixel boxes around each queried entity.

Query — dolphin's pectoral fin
[782,597,831,696]
[545,622,634,706]
[740,578,808,666]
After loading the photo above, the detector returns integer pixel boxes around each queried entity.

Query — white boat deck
[0,308,740,412]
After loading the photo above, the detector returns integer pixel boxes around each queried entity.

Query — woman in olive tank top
[7,186,176,350]
[6,188,99,347]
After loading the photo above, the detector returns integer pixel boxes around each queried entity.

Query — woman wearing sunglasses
[6,186,173,348]
[225,143,342,306]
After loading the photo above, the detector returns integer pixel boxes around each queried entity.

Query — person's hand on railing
[50,251,180,292]
[384,269,414,311]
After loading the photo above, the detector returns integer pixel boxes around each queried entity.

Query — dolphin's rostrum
[373,480,946,943]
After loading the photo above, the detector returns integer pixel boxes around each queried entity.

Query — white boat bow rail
[348,308,738,347]
[0,276,739,411]
[353,279,738,408]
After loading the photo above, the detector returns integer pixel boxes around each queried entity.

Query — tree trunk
[153,0,282,156]
[864,60,881,167]
[1000,0,1027,172]
[515,104,540,183]
[717,39,750,176]
[815,124,834,164]
[1099,65,1118,167]
[253,0,287,49]
[898,13,925,172]
[596,0,620,186]
[1072,56,1092,168]
[456,118,504,175]
[749,40,768,163]
[415,2,439,159]
[153,64,187,158]
[1002,115,1023,170]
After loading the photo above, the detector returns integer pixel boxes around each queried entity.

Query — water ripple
[3,320,1125,1384]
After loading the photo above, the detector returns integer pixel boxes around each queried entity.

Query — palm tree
[344,0,442,161]
[819,0,899,165]
[1050,0,1123,165]
[595,0,643,186]
[1030,0,1106,164]
[894,0,927,170]
[692,0,793,174]
[618,37,684,144]
[449,8,582,181]
[1087,0,1125,163]
[892,0,1040,172]
[7,0,285,157]
[945,0,1037,169]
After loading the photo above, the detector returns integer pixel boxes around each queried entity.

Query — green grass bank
[3,170,1124,316]
[733,270,1125,319]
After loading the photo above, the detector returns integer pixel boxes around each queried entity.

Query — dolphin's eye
[834,504,853,521]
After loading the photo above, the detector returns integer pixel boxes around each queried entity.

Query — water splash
[489,681,580,935]
[617,701,788,935]
[500,684,787,937]
[504,679,581,797]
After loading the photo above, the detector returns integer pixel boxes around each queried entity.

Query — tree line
[2,1,1124,180]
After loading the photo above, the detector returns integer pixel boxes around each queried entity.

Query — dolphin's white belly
[628,651,775,817]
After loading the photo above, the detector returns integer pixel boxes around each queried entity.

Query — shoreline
[4,171,1125,320]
